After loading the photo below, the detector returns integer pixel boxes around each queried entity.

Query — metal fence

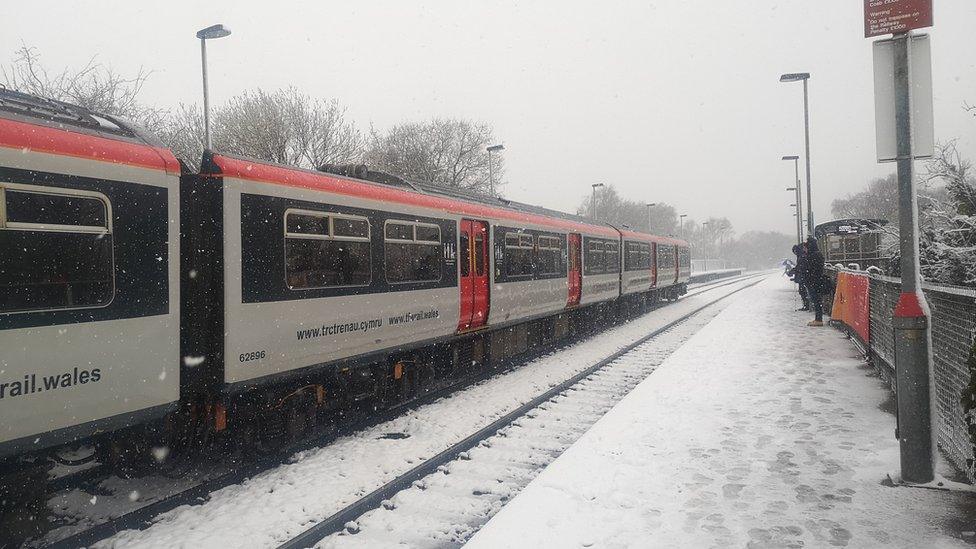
[831,270,976,479]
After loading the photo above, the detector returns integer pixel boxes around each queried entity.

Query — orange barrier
[830,272,870,343]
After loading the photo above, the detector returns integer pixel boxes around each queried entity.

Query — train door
[673,245,680,284]
[458,219,490,331]
[650,242,658,287]
[567,233,581,306]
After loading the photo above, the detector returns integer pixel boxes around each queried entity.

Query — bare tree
[366,118,503,194]
[209,87,363,169]
[576,185,679,235]
[2,45,167,133]
[155,103,204,168]
[830,174,899,222]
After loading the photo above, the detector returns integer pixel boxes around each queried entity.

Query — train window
[285,210,371,289]
[416,225,440,243]
[286,213,329,236]
[657,245,675,270]
[385,222,414,241]
[459,232,470,277]
[584,239,605,275]
[625,242,651,271]
[605,241,620,273]
[677,247,691,271]
[0,185,114,313]
[474,232,485,276]
[333,216,369,239]
[504,231,534,278]
[535,234,563,276]
[5,189,108,229]
[384,221,442,283]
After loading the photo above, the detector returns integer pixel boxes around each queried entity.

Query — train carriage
[183,153,629,399]
[0,91,181,459]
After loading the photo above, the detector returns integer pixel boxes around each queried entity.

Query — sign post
[867,0,934,484]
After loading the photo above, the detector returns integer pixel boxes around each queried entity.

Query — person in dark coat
[788,244,810,311]
[803,236,826,326]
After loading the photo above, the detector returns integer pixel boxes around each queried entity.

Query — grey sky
[4,1,974,236]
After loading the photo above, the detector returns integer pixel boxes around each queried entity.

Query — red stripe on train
[0,118,180,175]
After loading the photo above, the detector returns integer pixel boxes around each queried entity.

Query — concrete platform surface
[466,276,976,548]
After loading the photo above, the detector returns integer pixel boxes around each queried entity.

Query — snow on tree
[916,141,976,287]
[364,118,504,196]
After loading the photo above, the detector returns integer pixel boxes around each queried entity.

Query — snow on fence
[827,269,976,481]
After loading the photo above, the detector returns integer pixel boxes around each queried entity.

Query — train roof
[0,88,179,174]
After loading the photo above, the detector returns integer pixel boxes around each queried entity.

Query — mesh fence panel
[924,287,976,478]
[847,272,976,480]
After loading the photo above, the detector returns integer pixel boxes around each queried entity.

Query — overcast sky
[4,1,974,236]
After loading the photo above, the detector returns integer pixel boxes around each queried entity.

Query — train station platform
[466,275,976,548]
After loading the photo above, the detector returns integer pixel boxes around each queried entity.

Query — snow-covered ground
[315,296,731,548]
[467,276,975,548]
[97,277,761,548]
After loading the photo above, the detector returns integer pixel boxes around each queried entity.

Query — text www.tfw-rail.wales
[296,309,440,341]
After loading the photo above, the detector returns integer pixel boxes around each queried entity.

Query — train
[0,88,689,502]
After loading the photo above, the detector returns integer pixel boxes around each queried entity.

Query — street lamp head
[779,72,810,83]
[646,203,656,207]
[591,183,605,189]
[197,24,231,40]
[790,204,797,207]
[679,214,687,218]
[786,187,797,191]
[781,155,799,161]
[487,144,505,153]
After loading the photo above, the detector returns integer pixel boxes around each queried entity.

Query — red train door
[650,242,657,287]
[567,233,581,306]
[458,219,490,331]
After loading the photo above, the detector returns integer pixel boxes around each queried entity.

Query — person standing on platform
[803,237,826,327]
[789,244,810,311]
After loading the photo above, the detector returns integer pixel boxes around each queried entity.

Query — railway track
[37,272,765,549]
[278,274,766,549]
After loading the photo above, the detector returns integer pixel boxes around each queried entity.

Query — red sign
[864,0,933,37]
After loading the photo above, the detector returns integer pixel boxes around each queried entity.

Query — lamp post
[780,73,813,235]
[781,155,803,241]
[701,221,709,273]
[487,144,504,196]
[197,24,232,151]
[645,203,656,232]
[786,189,802,245]
[679,214,687,240]
[591,183,605,220]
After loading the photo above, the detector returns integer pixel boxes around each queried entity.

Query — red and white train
[0,89,690,478]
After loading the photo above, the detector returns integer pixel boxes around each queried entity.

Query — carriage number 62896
[239,350,266,362]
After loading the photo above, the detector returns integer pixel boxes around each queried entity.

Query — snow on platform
[467,276,976,548]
